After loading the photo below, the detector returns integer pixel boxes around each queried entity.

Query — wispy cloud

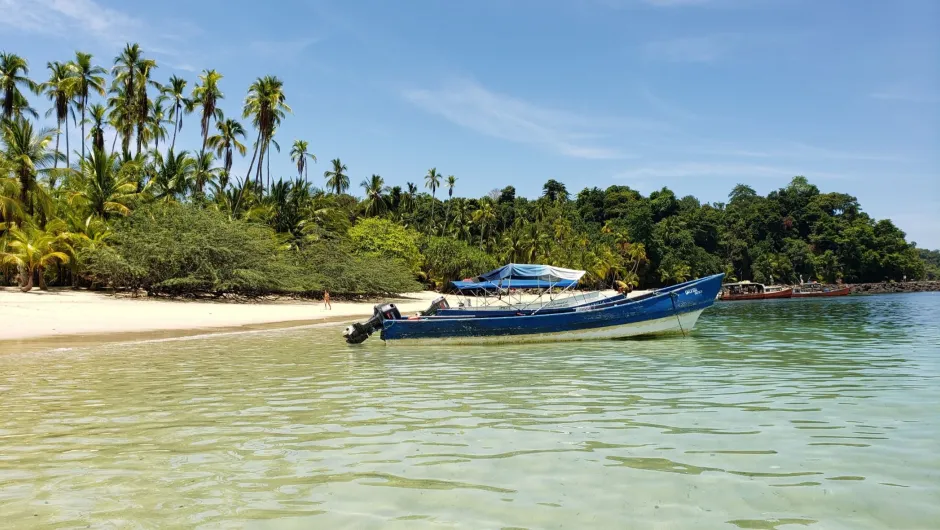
[248,37,323,60]
[688,142,900,162]
[643,34,737,63]
[614,162,845,180]
[403,79,657,159]
[0,0,141,44]
[870,83,939,104]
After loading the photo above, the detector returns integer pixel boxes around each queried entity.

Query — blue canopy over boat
[449,263,585,292]
[449,278,579,291]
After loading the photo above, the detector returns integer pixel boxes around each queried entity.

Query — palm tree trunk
[80,98,86,162]
[54,126,61,169]
[171,105,179,151]
[65,123,70,169]
[111,130,119,155]
[19,266,34,293]
[245,134,260,185]
[266,146,271,189]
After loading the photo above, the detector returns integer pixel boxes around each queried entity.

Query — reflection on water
[1,294,938,529]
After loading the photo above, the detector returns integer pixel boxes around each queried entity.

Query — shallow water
[1,294,938,529]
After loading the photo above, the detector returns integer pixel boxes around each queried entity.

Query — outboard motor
[420,296,450,316]
[343,303,401,344]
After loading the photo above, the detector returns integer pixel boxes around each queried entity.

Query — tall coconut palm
[242,75,290,187]
[401,182,418,216]
[1,119,59,212]
[107,87,134,157]
[323,158,348,195]
[108,43,156,157]
[192,69,223,155]
[360,174,387,216]
[161,75,191,151]
[206,117,246,177]
[0,224,72,291]
[132,58,158,156]
[85,103,107,153]
[289,139,316,180]
[66,51,106,162]
[66,148,137,219]
[0,52,38,121]
[40,61,75,171]
[444,174,457,233]
[147,96,171,151]
[424,167,441,231]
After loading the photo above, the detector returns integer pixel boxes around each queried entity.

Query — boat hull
[721,287,793,301]
[385,309,705,345]
[793,286,851,298]
[379,274,723,344]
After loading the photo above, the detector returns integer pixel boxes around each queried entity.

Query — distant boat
[343,264,725,345]
[720,281,793,301]
[793,282,851,298]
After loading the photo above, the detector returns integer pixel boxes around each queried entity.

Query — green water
[1,294,938,529]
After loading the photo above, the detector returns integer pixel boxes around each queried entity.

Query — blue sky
[3,0,939,247]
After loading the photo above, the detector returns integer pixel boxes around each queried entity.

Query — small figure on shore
[324,290,331,310]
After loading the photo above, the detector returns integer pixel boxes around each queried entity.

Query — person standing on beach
[324,290,331,310]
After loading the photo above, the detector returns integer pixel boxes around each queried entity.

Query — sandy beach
[1,287,633,352]
[0,288,438,346]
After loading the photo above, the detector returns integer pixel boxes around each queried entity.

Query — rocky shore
[849,281,940,295]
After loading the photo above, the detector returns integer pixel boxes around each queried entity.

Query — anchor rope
[669,292,687,337]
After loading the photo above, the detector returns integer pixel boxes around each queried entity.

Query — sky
[2,0,938,247]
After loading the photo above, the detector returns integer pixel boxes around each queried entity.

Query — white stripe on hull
[385,309,705,346]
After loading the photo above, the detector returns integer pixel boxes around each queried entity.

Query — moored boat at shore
[343,265,725,345]
[793,282,851,298]
[720,281,793,301]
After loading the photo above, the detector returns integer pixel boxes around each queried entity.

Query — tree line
[1,45,934,295]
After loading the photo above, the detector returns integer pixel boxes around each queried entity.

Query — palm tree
[132,58,158,156]
[444,174,457,233]
[66,148,137,218]
[85,103,107,153]
[40,61,75,171]
[191,151,219,198]
[360,174,387,216]
[472,200,497,249]
[0,224,72,291]
[242,75,290,187]
[148,148,195,201]
[192,69,223,155]
[112,43,156,157]
[161,75,191,151]
[1,119,59,212]
[106,87,133,156]
[323,158,348,195]
[424,167,441,231]
[0,52,38,121]
[66,52,106,162]
[206,117,247,177]
[289,139,316,180]
[147,96,171,151]
[402,182,418,214]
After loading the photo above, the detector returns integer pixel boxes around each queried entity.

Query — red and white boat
[720,281,793,301]
[792,282,851,298]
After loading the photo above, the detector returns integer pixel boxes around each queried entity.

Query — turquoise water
[1,294,938,529]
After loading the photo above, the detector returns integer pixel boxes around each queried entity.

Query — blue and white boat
[343,265,725,345]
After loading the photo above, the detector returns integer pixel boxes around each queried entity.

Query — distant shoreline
[849,281,940,295]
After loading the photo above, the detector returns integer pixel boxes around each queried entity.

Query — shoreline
[1,287,626,354]
[0,288,443,354]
